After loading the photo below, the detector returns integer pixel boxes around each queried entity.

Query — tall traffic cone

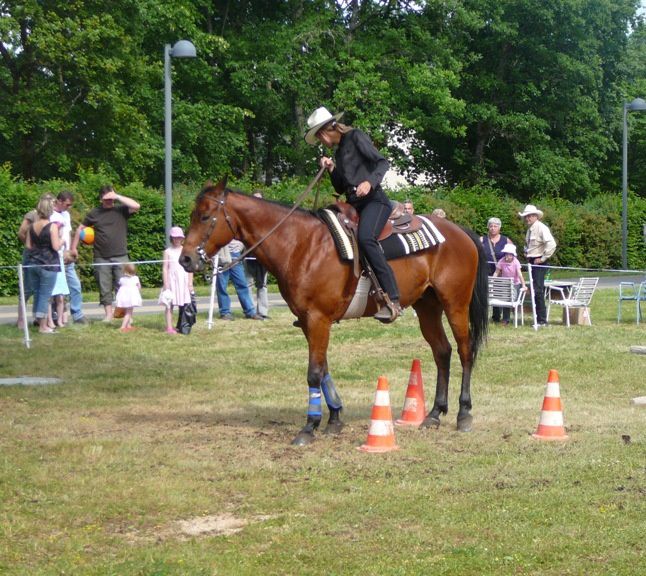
[395,359,426,427]
[358,376,399,453]
[532,369,568,441]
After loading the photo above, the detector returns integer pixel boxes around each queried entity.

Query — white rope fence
[3,258,646,347]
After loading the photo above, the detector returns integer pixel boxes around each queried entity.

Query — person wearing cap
[480,216,511,322]
[493,243,527,326]
[519,204,556,326]
[162,226,194,334]
[71,185,140,322]
[304,106,401,323]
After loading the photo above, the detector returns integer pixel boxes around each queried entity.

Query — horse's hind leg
[444,310,475,432]
[414,292,452,429]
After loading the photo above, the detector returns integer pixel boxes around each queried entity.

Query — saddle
[318,201,446,323]
[332,201,425,241]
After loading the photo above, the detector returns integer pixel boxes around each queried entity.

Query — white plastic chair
[617,280,646,324]
[488,276,527,327]
[548,277,599,327]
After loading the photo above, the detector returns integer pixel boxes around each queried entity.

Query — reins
[208,166,327,273]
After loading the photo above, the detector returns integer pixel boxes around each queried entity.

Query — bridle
[195,190,237,266]
[194,166,327,273]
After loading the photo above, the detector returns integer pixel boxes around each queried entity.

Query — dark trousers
[530,260,547,323]
[357,200,399,301]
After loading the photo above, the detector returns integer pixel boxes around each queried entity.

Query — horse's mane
[197,184,316,217]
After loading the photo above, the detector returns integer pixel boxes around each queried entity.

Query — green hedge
[1,166,644,297]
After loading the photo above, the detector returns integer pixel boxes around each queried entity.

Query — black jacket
[329,129,390,210]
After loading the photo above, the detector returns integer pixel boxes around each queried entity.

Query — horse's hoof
[457,414,473,432]
[291,431,316,446]
[323,419,345,436]
[420,415,441,429]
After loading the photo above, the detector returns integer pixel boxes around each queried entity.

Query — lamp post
[164,40,197,243]
[621,97,646,269]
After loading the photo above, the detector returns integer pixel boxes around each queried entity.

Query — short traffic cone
[395,359,426,427]
[358,376,399,453]
[532,369,568,441]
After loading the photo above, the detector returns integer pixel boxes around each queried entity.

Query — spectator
[216,239,263,321]
[480,216,511,323]
[519,204,557,327]
[403,199,414,215]
[431,208,446,218]
[244,191,270,319]
[304,106,400,323]
[161,226,194,334]
[72,185,140,322]
[494,244,527,326]
[53,191,88,325]
[16,193,54,329]
[114,263,142,333]
[24,195,63,334]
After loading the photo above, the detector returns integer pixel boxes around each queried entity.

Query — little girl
[161,226,194,334]
[115,263,142,332]
[494,244,527,325]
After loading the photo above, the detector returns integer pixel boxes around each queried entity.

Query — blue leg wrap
[321,374,343,411]
[307,387,322,417]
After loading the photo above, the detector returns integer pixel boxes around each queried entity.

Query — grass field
[0,287,644,575]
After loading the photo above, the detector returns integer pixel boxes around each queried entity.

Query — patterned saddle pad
[318,208,445,261]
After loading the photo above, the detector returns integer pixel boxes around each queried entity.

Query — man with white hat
[519,204,556,326]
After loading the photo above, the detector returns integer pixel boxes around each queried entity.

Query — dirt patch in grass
[177,514,249,536]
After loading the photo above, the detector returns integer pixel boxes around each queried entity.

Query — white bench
[488,276,527,327]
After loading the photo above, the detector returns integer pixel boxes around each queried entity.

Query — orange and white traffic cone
[358,376,399,453]
[532,369,568,441]
[395,359,426,427]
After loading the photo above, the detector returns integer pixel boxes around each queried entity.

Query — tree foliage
[0,0,644,203]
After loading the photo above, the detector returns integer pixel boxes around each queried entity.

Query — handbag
[176,292,197,335]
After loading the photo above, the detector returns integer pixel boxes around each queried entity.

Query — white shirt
[50,210,72,250]
[525,220,556,261]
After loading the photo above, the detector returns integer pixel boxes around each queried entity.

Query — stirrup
[374,300,401,324]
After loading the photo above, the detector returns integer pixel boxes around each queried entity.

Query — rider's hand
[319,156,334,172]
[356,181,371,197]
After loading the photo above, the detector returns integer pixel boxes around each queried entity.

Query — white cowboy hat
[501,244,517,256]
[304,106,344,145]
[518,204,544,218]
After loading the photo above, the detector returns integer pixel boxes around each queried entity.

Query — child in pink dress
[494,244,527,325]
[115,263,142,332]
[161,226,194,334]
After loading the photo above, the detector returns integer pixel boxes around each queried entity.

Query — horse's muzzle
[179,253,202,273]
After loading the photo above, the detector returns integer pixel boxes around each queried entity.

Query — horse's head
[180,176,236,272]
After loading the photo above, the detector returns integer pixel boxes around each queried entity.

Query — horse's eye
[200,214,211,222]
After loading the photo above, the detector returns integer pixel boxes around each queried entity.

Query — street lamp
[621,97,646,269]
[164,40,197,244]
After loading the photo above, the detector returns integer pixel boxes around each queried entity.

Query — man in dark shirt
[71,185,140,321]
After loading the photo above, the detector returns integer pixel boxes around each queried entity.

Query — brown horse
[180,178,489,446]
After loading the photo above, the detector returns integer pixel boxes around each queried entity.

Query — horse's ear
[200,176,228,195]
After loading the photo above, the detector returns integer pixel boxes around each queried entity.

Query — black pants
[530,259,547,323]
[357,200,399,301]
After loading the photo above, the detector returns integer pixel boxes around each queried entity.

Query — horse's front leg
[291,319,343,445]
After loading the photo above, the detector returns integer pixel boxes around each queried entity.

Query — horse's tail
[463,227,489,362]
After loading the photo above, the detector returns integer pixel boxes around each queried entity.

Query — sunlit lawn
[0,287,643,575]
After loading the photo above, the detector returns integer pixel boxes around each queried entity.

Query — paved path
[1,293,289,325]
[2,275,642,325]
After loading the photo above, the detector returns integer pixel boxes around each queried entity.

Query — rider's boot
[374,300,401,324]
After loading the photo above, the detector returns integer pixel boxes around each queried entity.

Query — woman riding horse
[305,106,401,323]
